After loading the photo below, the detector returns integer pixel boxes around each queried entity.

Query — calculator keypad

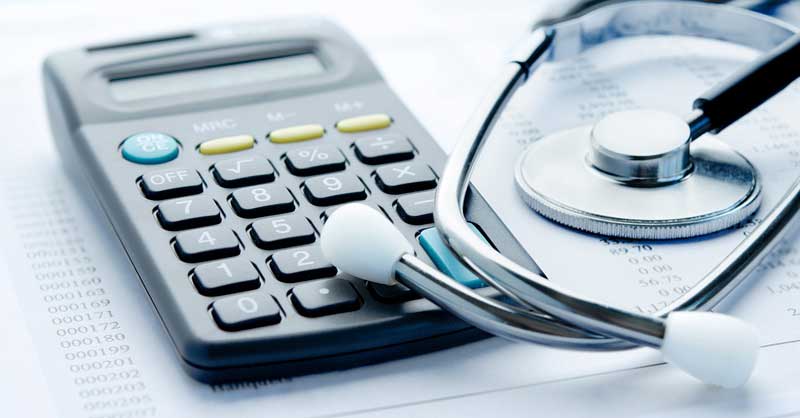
[157,196,222,231]
[291,279,361,317]
[141,168,203,200]
[250,215,316,250]
[212,292,282,331]
[303,172,368,206]
[213,156,275,188]
[230,185,296,218]
[192,258,261,296]
[354,134,414,165]
[270,245,337,283]
[284,145,347,176]
[174,226,241,263]
[374,162,437,194]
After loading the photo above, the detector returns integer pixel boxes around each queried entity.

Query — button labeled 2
[270,245,337,283]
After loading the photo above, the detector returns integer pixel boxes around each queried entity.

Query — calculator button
[303,173,367,206]
[157,196,222,231]
[368,283,419,303]
[418,225,488,289]
[270,245,337,283]
[354,134,414,165]
[230,185,295,218]
[192,258,260,296]
[213,156,275,188]
[395,190,435,225]
[269,124,325,144]
[290,279,361,317]
[284,145,346,176]
[174,226,240,263]
[121,132,179,165]
[140,169,203,200]
[336,114,392,133]
[250,215,316,250]
[198,135,255,155]
[212,292,281,331]
[375,162,437,194]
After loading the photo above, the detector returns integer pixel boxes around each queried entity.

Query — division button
[269,245,337,283]
[354,134,414,165]
[303,173,367,206]
[157,195,222,231]
[213,155,275,188]
[284,145,346,176]
[198,135,255,155]
[395,190,435,225]
[174,226,240,263]
[212,292,281,331]
[250,215,316,250]
[192,258,261,296]
[336,114,392,133]
[374,162,437,194]
[121,132,179,164]
[140,168,203,200]
[291,279,361,317]
[230,185,295,218]
[269,124,325,144]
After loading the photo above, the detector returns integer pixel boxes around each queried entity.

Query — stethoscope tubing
[424,1,800,350]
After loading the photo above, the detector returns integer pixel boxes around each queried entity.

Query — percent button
[284,145,346,176]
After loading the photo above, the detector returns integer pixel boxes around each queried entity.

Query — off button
[121,132,179,164]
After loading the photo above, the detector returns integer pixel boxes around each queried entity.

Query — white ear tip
[661,312,759,388]
[320,203,413,285]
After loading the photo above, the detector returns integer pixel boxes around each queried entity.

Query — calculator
[43,18,538,382]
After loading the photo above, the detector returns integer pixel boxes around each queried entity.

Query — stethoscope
[320,1,800,388]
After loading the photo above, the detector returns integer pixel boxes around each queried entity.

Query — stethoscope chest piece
[515,109,762,239]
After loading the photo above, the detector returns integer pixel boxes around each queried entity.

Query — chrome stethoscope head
[514,108,762,239]
[318,1,800,389]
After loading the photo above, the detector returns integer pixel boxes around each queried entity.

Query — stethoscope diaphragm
[514,109,762,239]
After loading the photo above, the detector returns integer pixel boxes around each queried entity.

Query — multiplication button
[213,156,275,188]
[212,292,281,331]
[374,162,437,194]
[140,168,203,200]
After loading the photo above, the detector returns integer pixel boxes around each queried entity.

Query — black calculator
[43,18,537,382]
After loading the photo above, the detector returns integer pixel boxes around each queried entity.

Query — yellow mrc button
[269,124,325,144]
[336,114,392,133]
[198,135,255,155]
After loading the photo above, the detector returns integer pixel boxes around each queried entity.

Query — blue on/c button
[418,225,488,289]
[121,132,179,164]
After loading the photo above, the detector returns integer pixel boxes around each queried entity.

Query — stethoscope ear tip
[320,203,413,286]
[660,312,759,388]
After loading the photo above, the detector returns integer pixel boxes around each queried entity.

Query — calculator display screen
[109,53,325,102]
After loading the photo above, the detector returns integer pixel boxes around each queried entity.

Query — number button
[250,215,316,250]
[140,169,203,200]
[212,292,281,331]
[157,196,222,231]
[174,226,240,263]
[269,245,337,283]
[354,134,414,165]
[230,185,295,218]
[303,173,367,206]
[212,156,275,188]
[290,279,361,317]
[374,162,437,194]
[395,190,435,225]
[284,145,346,176]
[192,258,261,296]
